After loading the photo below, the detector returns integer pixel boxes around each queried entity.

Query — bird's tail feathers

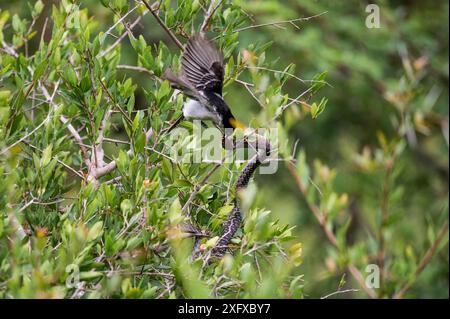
[162,69,198,99]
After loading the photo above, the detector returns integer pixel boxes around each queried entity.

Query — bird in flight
[163,33,245,131]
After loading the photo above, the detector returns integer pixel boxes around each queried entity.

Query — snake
[203,137,271,260]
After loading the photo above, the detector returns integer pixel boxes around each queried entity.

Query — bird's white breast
[183,99,219,122]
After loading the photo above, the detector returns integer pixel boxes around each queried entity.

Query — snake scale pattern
[209,138,271,258]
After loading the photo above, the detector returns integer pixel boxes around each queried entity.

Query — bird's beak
[229,118,247,130]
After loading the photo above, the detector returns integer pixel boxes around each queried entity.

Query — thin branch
[22,141,84,179]
[246,65,306,84]
[273,86,313,120]
[39,17,48,47]
[200,0,225,33]
[103,137,130,145]
[96,109,111,147]
[59,115,91,167]
[10,199,35,240]
[98,77,133,125]
[181,163,222,214]
[91,107,112,171]
[1,41,19,58]
[393,220,449,299]
[232,12,327,33]
[99,14,144,58]
[40,83,91,167]
[0,47,62,155]
[0,117,49,155]
[89,128,154,181]
[17,198,35,213]
[241,81,264,108]
[104,5,138,38]
[140,0,184,50]
[117,64,162,82]
[321,288,359,299]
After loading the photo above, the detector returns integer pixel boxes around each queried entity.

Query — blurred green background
[1,0,448,298]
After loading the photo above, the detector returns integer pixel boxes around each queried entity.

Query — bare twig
[59,115,91,167]
[23,141,84,179]
[200,0,225,33]
[99,13,145,58]
[117,64,162,82]
[40,79,153,183]
[1,41,18,58]
[246,65,306,84]
[181,163,222,215]
[240,81,264,108]
[96,109,112,147]
[273,86,314,120]
[321,288,359,299]
[232,12,327,33]
[0,117,49,155]
[92,107,112,170]
[98,77,133,125]
[40,82,91,168]
[140,0,184,50]
[39,17,48,47]
[89,128,154,181]
[104,5,138,38]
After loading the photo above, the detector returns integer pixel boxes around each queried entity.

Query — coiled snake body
[210,156,263,257]
[207,136,271,259]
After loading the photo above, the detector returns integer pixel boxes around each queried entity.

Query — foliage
[0,0,448,299]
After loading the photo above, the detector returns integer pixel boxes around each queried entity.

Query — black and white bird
[163,33,244,131]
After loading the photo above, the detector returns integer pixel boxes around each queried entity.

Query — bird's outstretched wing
[162,33,239,129]
[181,34,224,95]
[162,68,198,99]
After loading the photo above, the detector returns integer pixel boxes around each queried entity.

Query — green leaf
[127,94,135,114]
[161,158,172,180]
[120,199,132,214]
[87,221,104,241]
[92,36,101,56]
[12,14,23,33]
[311,97,327,119]
[131,110,141,133]
[41,144,52,167]
[100,0,109,8]
[205,236,219,248]
[80,271,103,280]
[168,198,182,225]
[310,71,328,95]
[0,11,10,42]
[113,0,127,11]
[296,150,310,188]
[126,236,142,250]
[63,65,78,87]
[33,0,44,17]
[33,60,47,82]
[157,81,171,102]
[0,90,11,106]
